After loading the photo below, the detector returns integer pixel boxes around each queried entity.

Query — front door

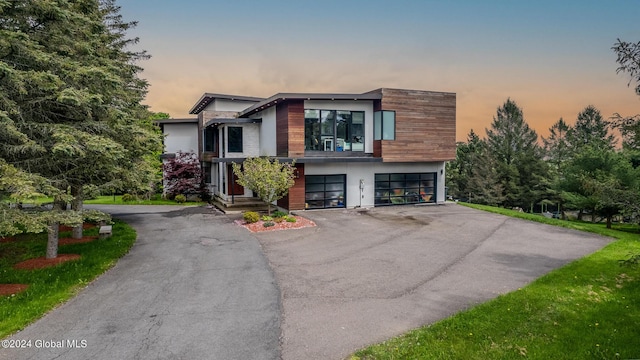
[227,164,244,196]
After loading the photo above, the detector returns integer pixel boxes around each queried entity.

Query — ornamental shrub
[263,221,275,227]
[122,193,135,202]
[285,216,297,223]
[174,194,187,203]
[272,210,287,218]
[261,215,273,222]
[243,211,260,224]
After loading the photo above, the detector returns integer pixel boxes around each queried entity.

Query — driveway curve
[2,205,280,360]
[254,204,612,360]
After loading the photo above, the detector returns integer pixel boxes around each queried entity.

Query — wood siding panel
[276,103,289,157]
[379,88,456,162]
[278,164,305,210]
[276,100,305,158]
[287,100,305,158]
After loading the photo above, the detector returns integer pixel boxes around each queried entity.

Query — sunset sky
[119,0,639,142]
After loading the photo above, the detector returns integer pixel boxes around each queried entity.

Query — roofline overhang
[189,93,264,115]
[153,118,198,125]
[238,92,383,117]
[208,157,383,164]
[204,118,262,127]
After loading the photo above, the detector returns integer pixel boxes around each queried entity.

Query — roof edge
[189,93,264,115]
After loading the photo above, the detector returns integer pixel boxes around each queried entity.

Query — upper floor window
[374,111,395,140]
[305,109,364,152]
[228,126,243,153]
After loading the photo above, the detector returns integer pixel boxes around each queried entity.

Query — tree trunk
[71,185,83,239]
[46,221,59,259]
[591,211,596,223]
[46,199,64,259]
[606,215,612,229]
[578,209,583,221]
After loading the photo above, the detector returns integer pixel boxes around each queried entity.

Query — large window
[305,175,346,209]
[228,126,243,153]
[374,111,395,140]
[305,110,364,152]
[204,126,216,152]
[375,173,435,205]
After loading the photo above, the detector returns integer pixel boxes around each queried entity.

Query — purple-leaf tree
[163,151,206,199]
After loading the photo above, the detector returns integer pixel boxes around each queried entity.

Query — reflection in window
[374,111,395,140]
[305,109,365,152]
[305,175,346,209]
[374,173,435,205]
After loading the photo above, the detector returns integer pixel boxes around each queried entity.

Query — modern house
[156,88,456,210]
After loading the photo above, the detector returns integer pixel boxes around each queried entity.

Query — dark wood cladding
[276,100,305,158]
[373,140,382,158]
[278,163,305,210]
[276,102,289,157]
[378,88,456,162]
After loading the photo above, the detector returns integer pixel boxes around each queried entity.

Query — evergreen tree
[446,129,484,200]
[485,99,547,209]
[467,150,505,206]
[566,105,616,153]
[542,118,571,169]
[0,1,161,254]
[543,118,572,218]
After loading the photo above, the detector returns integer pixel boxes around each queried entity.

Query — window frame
[227,126,243,153]
[374,110,396,140]
[304,109,365,152]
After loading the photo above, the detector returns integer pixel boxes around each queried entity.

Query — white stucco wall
[254,107,276,156]
[224,123,260,158]
[303,100,375,153]
[304,161,446,208]
[163,123,198,154]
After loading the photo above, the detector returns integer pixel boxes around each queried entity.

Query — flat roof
[154,118,198,124]
[238,92,383,117]
[189,93,264,115]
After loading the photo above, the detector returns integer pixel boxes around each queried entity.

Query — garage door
[375,173,436,206]
[305,175,346,209]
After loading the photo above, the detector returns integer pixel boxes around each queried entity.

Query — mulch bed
[0,284,29,297]
[13,254,81,270]
[59,236,98,246]
[59,223,96,232]
[235,215,316,233]
[0,237,16,243]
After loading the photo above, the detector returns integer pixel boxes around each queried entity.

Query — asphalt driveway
[1,205,280,360]
[2,203,612,360]
[254,203,612,360]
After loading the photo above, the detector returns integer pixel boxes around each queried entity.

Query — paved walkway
[2,205,280,360]
[254,204,612,360]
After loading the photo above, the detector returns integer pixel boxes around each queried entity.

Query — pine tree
[485,99,547,209]
[567,105,616,153]
[0,1,161,255]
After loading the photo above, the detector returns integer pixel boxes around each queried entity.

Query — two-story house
[157,88,456,210]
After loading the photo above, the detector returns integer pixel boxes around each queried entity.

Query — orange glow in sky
[119,0,640,142]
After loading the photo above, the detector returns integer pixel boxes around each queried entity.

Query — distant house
[156,88,456,210]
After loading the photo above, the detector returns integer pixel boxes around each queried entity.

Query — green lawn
[14,195,204,206]
[84,195,203,205]
[351,203,640,359]
[0,221,136,338]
